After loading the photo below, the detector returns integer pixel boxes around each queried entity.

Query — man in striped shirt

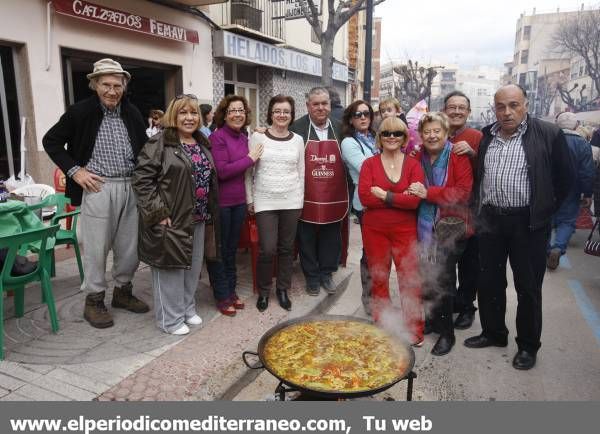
[464,84,573,370]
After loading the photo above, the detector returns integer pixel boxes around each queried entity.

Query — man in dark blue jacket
[546,112,594,270]
[464,84,574,370]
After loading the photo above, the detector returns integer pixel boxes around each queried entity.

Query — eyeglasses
[380,130,405,138]
[175,94,198,100]
[272,110,292,116]
[352,110,371,119]
[227,108,246,115]
[99,84,124,93]
[445,105,469,112]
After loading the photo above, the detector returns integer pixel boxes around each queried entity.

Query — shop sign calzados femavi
[214,31,348,82]
[52,0,199,44]
[285,0,322,20]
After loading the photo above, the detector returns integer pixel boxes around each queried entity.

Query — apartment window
[571,62,579,80]
[520,49,529,64]
[523,26,531,40]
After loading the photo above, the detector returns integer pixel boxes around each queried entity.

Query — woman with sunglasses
[206,95,263,316]
[407,112,473,356]
[133,94,219,335]
[340,100,378,315]
[358,116,425,346]
[245,95,304,312]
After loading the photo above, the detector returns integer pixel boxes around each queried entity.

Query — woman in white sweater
[245,95,305,312]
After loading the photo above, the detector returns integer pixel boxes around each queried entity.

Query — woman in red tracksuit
[358,116,425,346]
[408,112,473,356]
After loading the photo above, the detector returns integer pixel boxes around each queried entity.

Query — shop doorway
[0,45,20,181]
[61,49,182,122]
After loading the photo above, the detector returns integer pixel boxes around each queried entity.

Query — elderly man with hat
[43,58,149,328]
[546,112,594,270]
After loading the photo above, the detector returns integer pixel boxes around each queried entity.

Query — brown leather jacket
[132,128,220,269]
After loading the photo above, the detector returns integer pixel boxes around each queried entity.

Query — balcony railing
[215,0,285,43]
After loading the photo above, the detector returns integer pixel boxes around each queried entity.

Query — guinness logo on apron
[301,123,349,224]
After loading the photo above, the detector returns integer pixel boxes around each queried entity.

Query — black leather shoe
[431,335,456,356]
[276,290,292,311]
[512,350,536,370]
[256,296,268,312]
[321,275,336,294]
[464,334,508,348]
[454,310,476,330]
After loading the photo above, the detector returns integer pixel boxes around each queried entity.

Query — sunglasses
[352,110,371,119]
[380,130,405,138]
[175,93,198,100]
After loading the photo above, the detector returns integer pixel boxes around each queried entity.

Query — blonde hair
[162,96,200,129]
[418,112,450,134]
[379,97,402,113]
[375,116,408,150]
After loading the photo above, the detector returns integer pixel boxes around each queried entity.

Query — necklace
[383,154,399,170]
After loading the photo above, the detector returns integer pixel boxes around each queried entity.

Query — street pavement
[0,221,599,401]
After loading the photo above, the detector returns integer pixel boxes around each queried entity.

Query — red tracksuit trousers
[362,224,424,341]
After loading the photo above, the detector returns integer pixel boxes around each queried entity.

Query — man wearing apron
[290,87,348,296]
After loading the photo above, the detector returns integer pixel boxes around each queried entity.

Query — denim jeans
[206,203,247,305]
[549,193,580,254]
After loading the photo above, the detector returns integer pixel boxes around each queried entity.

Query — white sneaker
[170,324,190,335]
[185,314,203,325]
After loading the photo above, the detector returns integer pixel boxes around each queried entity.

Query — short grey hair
[88,74,129,91]
[418,112,450,134]
[306,86,330,102]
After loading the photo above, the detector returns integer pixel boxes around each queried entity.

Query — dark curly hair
[266,94,296,126]
[341,100,375,139]
[213,95,252,128]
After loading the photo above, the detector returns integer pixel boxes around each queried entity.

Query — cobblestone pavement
[0,242,352,401]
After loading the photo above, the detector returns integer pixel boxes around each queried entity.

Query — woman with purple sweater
[207,95,263,316]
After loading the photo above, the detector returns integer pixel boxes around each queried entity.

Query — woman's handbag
[584,219,600,257]
[435,216,467,245]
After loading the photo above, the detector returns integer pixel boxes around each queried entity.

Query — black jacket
[474,116,574,230]
[42,94,147,205]
[289,114,342,143]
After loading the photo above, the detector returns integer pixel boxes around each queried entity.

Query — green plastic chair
[23,193,84,283]
[0,224,60,360]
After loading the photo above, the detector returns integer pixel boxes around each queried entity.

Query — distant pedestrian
[146,109,164,138]
[546,112,594,270]
[464,84,573,370]
[326,86,344,124]
[43,58,149,329]
[200,104,214,137]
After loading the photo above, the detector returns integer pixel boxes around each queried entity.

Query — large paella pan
[242,315,415,400]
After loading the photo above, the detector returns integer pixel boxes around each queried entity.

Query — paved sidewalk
[0,241,353,401]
